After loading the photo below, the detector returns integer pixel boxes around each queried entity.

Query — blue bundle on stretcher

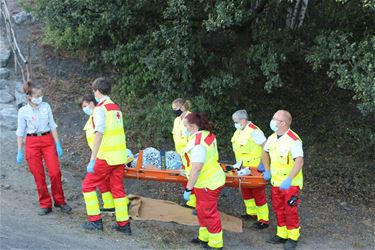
[129,147,182,170]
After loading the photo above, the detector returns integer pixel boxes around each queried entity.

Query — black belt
[27,131,51,136]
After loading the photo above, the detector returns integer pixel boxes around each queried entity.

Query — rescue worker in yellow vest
[231,110,269,229]
[171,98,196,208]
[81,78,131,235]
[81,94,115,212]
[262,110,304,250]
[181,112,225,250]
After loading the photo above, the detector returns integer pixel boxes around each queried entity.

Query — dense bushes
[28,0,375,161]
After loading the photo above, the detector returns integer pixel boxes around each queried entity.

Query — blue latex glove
[257,163,265,172]
[87,159,96,173]
[16,149,24,164]
[183,189,192,201]
[55,141,63,158]
[280,177,292,190]
[264,170,271,181]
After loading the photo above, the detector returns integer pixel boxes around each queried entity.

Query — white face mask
[182,127,192,137]
[234,123,243,130]
[31,96,43,105]
[270,119,278,132]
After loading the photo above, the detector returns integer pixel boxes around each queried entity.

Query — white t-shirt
[251,129,267,145]
[190,145,206,163]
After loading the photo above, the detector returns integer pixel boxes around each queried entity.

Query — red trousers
[97,178,111,193]
[195,187,222,233]
[241,186,267,206]
[25,133,65,208]
[272,186,300,229]
[82,159,126,221]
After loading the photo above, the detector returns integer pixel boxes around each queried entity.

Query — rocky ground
[0,1,374,249]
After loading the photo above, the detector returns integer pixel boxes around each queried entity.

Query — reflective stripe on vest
[181,131,225,190]
[231,122,263,167]
[268,130,303,189]
[95,99,127,165]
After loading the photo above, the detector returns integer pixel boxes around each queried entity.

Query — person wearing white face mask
[16,81,71,216]
[231,110,269,230]
[262,110,304,250]
[81,94,116,213]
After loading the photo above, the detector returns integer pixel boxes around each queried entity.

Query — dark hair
[185,112,214,133]
[92,77,111,95]
[81,93,97,107]
[23,80,41,96]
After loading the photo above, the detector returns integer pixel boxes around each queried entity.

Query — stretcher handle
[135,150,144,179]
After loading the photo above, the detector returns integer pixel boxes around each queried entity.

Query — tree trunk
[297,0,309,28]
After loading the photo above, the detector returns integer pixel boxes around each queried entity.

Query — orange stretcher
[124,150,266,188]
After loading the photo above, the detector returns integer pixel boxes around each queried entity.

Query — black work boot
[252,221,269,230]
[81,219,103,231]
[191,237,208,247]
[38,208,52,216]
[284,239,298,250]
[203,244,223,250]
[266,235,287,244]
[55,203,72,213]
[112,222,132,236]
[100,207,115,212]
[241,214,257,221]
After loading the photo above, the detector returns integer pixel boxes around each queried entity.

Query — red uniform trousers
[25,133,66,208]
[195,187,222,233]
[271,186,300,230]
[82,159,127,224]
[97,177,111,193]
[241,186,267,206]
[241,185,268,223]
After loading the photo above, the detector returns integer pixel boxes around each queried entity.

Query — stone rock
[0,79,9,90]
[0,90,14,103]
[15,89,27,108]
[0,68,10,80]
[0,104,18,130]
[12,11,34,25]
[0,48,11,67]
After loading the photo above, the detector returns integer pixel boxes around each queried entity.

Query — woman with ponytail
[181,112,225,249]
[16,81,71,215]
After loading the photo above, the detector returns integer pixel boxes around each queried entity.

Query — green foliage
[31,0,375,161]
[306,32,375,115]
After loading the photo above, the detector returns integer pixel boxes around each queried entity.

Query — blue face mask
[182,127,192,137]
[270,119,278,132]
[234,123,243,130]
[83,106,92,116]
[95,96,100,103]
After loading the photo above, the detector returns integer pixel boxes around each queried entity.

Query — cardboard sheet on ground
[127,195,242,233]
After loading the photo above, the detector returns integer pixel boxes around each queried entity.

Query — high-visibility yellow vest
[94,99,127,165]
[267,130,303,189]
[181,131,225,190]
[83,115,95,150]
[172,111,190,155]
[231,122,263,167]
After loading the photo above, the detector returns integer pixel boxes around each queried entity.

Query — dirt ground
[1,1,374,249]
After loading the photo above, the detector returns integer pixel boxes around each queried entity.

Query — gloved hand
[55,141,63,158]
[257,163,265,172]
[263,169,271,181]
[280,177,292,190]
[183,189,192,201]
[87,159,96,173]
[16,149,24,164]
